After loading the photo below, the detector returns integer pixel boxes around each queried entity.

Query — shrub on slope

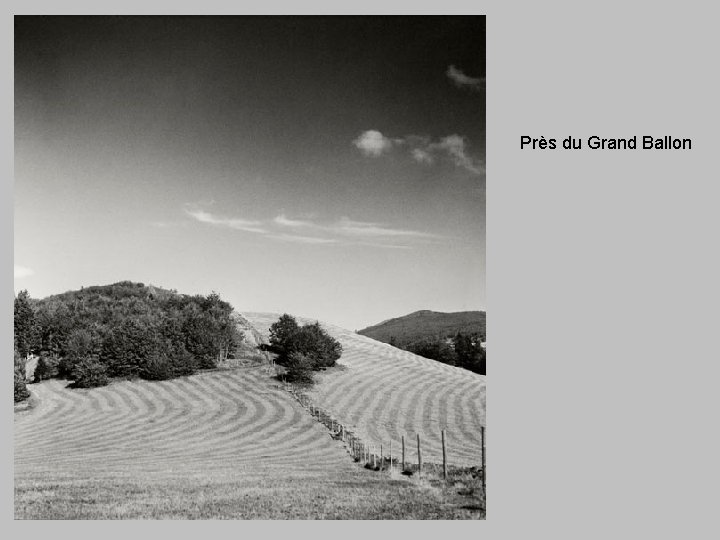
[269,314,342,373]
[71,357,109,388]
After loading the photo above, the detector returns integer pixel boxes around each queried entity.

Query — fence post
[401,435,406,471]
[380,444,384,471]
[441,429,447,480]
[417,433,422,477]
[389,440,393,471]
[481,425,486,494]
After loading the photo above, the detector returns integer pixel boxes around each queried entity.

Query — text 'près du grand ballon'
[521,135,692,151]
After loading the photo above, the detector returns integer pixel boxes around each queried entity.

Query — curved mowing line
[243,312,486,468]
[16,361,361,477]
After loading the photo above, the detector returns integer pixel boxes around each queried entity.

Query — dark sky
[15,16,486,329]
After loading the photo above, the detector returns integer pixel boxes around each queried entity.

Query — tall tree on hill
[269,313,299,354]
[14,339,30,402]
[14,290,39,359]
[269,315,342,370]
[289,322,343,368]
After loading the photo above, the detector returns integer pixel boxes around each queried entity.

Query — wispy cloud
[273,214,316,229]
[275,214,442,242]
[184,206,267,234]
[335,217,441,239]
[357,242,413,250]
[353,130,483,175]
[411,147,435,165]
[14,265,34,279]
[428,135,484,175]
[446,65,485,90]
[185,204,439,249]
[352,130,394,157]
[268,233,338,245]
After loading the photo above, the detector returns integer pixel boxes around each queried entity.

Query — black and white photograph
[13,15,486,519]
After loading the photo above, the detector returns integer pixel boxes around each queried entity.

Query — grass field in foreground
[15,366,483,519]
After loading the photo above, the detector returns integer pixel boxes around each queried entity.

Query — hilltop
[358,310,486,345]
[15,281,243,390]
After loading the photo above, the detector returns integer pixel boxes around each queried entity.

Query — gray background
[5,0,720,535]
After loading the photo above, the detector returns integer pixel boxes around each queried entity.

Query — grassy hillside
[358,310,486,345]
[15,365,483,519]
[244,313,486,469]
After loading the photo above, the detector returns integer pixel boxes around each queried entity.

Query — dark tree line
[14,282,243,396]
[390,332,486,375]
[267,314,343,384]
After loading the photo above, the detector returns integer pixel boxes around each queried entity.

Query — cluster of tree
[13,282,243,396]
[390,332,486,375]
[266,314,343,384]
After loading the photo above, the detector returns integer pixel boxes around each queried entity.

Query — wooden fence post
[481,425,486,494]
[389,440,393,471]
[380,444,384,471]
[417,433,422,476]
[401,435,406,471]
[441,429,447,480]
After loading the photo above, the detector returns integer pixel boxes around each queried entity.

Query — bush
[14,348,30,402]
[269,315,342,370]
[169,345,198,377]
[284,352,315,385]
[140,344,197,381]
[15,365,30,402]
[34,354,61,382]
[72,356,109,388]
[141,352,175,381]
[269,314,299,352]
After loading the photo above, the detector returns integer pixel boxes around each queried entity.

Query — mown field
[15,352,484,519]
[243,313,486,468]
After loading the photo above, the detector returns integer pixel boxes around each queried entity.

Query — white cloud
[353,130,394,157]
[411,148,435,165]
[275,213,441,242]
[273,214,315,229]
[353,130,483,174]
[185,204,439,249]
[269,234,338,245]
[184,206,267,234]
[358,242,413,250]
[446,65,484,90]
[429,134,484,175]
[14,265,34,279]
[336,217,441,239]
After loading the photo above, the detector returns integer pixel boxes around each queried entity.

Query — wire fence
[273,374,486,494]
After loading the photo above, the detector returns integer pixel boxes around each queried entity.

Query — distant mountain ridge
[358,309,486,345]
